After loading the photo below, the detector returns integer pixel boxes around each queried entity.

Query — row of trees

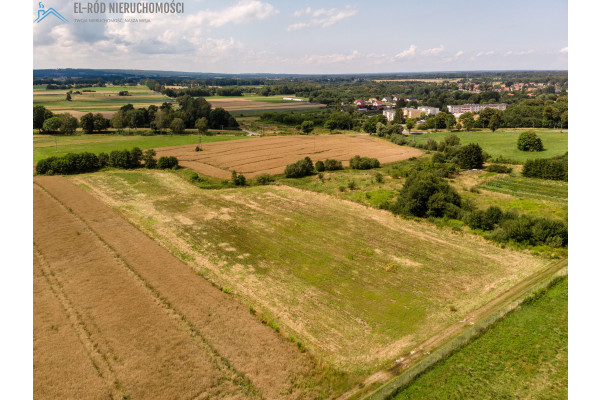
[33,100,238,134]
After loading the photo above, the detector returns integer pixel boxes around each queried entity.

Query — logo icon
[34,2,68,23]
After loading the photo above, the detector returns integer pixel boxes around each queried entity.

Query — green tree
[170,118,185,134]
[59,113,78,135]
[488,113,500,132]
[42,116,62,133]
[405,119,416,133]
[457,143,484,169]
[93,113,110,132]
[195,117,209,135]
[111,110,126,132]
[154,109,171,133]
[33,105,51,132]
[66,92,72,101]
[80,113,95,134]
[300,120,315,134]
[445,114,456,130]
[459,112,475,131]
[517,131,544,152]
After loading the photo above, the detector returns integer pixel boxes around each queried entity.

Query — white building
[383,109,396,122]
[417,106,440,115]
[446,103,508,115]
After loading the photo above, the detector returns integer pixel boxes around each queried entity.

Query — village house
[402,108,423,119]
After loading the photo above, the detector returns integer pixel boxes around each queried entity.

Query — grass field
[71,169,555,374]
[33,85,173,118]
[480,176,568,202]
[412,130,568,162]
[33,134,248,163]
[393,277,567,400]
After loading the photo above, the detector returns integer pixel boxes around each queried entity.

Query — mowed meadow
[70,169,557,373]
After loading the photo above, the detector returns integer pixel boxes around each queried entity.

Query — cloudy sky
[33,0,568,74]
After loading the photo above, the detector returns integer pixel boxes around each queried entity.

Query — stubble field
[33,176,344,399]
[154,134,424,179]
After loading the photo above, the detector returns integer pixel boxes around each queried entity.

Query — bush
[109,150,132,169]
[426,138,438,151]
[315,160,325,172]
[457,143,484,169]
[486,164,513,174]
[374,172,384,183]
[517,131,544,152]
[349,155,380,170]
[347,180,357,190]
[466,206,504,231]
[142,149,157,169]
[284,157,314,178]
[522,154,568,181]
[389,170,462,218]
[231,170,246,186]
[324,159,343,171]
[444,134,461,146]
[157,156,179,169]
[195,145,201,152]
[254,173,274,185]
[488,214,568,247]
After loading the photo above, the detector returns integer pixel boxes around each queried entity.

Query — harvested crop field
[207,97,323,111]
[154,134,423,178]
[71,169,557,375]
[33,176,342,399]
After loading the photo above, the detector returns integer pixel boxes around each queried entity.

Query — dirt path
[33,176,324,399]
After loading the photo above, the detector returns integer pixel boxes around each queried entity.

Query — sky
[33,0,568,74]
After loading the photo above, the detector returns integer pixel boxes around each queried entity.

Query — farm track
[340,258,568,400]
[33,176,321,400]
[155,135,423,178]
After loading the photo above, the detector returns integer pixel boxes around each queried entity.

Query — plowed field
[154,134,423,178]
[33,176,338,399]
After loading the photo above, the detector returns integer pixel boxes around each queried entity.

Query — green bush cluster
[231,170,247,186]
[349,155,380,170]
[254,173,274,185]
[486,214,568,248]
[284,157,314,178]
[486,164,513,174]
[387,170,463,218]
[35,147,166,176]
[35,152,101,175]
[157,156,179,169]
[522,153,568,181]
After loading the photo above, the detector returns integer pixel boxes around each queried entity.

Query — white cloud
[393,45,418,60]
[298,50,360,65]
[476,50,495,57]
[454,50,464,57]
[34,0,278,66]
[505,49,534,56]
[197,0,278,27]
[421,45,445,56]
[559,47,568,53]
[287,6,357,31]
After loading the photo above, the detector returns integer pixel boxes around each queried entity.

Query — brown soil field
[207,98,323,111]
[154,134,423,178]
[33,176,337,399]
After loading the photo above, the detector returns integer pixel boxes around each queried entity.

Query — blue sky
[33,0,568,73]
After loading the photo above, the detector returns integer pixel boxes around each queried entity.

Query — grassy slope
[33,134,248,163]
[411,130,568,162]
[393,277,567,400]
[72,169,551,373]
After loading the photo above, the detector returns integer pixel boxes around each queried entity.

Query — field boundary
[356,261,568,400]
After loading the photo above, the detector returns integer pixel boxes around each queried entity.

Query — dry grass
[154,134,423,178]
[34,176,341,399]
[207,97,323,111]
[71,169,555,373]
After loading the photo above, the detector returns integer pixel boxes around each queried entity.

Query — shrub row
[35,148,178,175]
[349,155,380,170]
[522,153,567,181]
[315,158,343,172]
[284,157,314,178]
[486,164,513,173]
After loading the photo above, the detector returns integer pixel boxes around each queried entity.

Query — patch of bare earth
[33,176,326,399]
[154,134,423,178]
